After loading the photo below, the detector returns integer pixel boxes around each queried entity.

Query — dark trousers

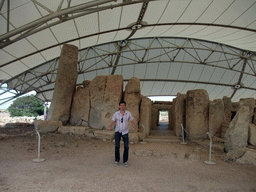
[115,132,129,163]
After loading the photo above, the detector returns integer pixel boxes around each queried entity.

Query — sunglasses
[121,118,123,123]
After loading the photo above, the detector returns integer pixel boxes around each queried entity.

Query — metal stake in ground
[204,132,216,165]
[33,130,45,163]
[180,124,187,145]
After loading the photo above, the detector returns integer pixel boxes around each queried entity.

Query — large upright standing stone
[89,76,107,129]
[139,96,152,137]
[101,75,123,129]
[222,96,232,138]
[186,89,209,139]
[70,80,90,126]
[89,75,123,129]
[48,44,78,124]
[209,99,224,136]
[239,98,255,123]
[225,106,250,152]
[169,105,174,129]
[174,93,186,137]
[124,77,141,131]
[151,108,158,130]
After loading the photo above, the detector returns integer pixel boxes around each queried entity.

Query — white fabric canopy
[1,0,256,105]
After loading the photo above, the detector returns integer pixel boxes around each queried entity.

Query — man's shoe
[114,161,119,167]
[124,162,128,167]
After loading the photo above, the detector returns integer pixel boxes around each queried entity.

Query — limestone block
[58,126,89,135]
[70,81,90,126]
[125,77,140,94]
[101,75,123,129]
[222,96,232,137]
[209,99,224,136]
[89,75,123,129]
[34,120,62,133]
[224,148,247,162]
[186,89,209,139]
[151,108,158,130]
[89,76,107,129]
[174,93,186,137]
[236,150,256,166]
[124,77,141,131]
[129,133,140,143]
[239,98,255,123]
[249,123,256,145]
[94,130,115,140]
[48,44,78,124]
[84,129,95,138]
[169,106,173,129]
[225,106,250,152]
[152,104,171,110]
[139,96,152,137]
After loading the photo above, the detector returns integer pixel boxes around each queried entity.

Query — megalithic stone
[186,89,209,140]
[48,44,78,124]
[124,77,141,132]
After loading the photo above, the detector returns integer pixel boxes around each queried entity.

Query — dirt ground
[1,128,256,192]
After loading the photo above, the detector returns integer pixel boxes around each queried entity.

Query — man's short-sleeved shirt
[112,110,134,135]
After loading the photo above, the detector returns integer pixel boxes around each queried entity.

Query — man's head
[119,101,126,111]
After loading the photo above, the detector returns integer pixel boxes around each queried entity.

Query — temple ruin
[36,44,256,152]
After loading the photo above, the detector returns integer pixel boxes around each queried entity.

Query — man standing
[108,101,136,167]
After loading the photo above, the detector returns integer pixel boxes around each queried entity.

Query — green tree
[8,95,46,117]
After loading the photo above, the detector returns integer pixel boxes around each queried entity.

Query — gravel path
[0,133,256,192]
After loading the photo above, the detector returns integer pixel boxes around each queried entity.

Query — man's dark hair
[119,101,126,106]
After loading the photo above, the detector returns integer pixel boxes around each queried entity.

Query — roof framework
[1,0,256,105]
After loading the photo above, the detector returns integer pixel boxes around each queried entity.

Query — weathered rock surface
[224,148,247,162]
[209,99,224,136]
[48,44,78,124]
[101,75,123,129]
[124,77,141,131]
[151,108,158,130]
[249,123,256,145]
[34,120,62,133]
[176,152,186,159]
[225,106,250,152]
[222,96,232,138]
[239,98,255,123]
[94,130,115,140]
[186,89,209,139]
[174,93,186,137]
[188,153,200,161]
[169,106,173,129]
[89,75,123,129]
[70,81,90,126]
[89,76,107,129]
[139,96,152,137]
[58,126,89,135]
[129,133,140,143]
[236,149,256,166]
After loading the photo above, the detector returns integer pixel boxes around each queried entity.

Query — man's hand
[132,127,136,131]
[107,126,112,131]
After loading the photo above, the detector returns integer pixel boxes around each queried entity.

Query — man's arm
[131,119,136,131]
[108,121,116,130]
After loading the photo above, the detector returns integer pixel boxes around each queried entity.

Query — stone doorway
[151,110,173,136]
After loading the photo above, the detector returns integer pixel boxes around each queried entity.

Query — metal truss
[1,36,256,105]
[0,0,158,49]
